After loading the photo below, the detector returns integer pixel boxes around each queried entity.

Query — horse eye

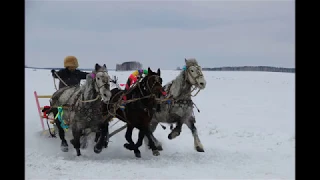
[97,77,100,80]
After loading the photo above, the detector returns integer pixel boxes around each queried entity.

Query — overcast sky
[25,0,295,70]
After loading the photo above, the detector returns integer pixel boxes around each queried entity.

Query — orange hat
[64,56,79,68]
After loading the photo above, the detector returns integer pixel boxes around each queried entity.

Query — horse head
[91,63,112,103]
[140,67,163,96]
[183,58,206,90]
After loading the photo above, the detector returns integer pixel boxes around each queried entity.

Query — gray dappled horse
[144,58,207,152]
[49,63,112,156]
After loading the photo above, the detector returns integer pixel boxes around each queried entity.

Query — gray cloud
[26,0,295,69]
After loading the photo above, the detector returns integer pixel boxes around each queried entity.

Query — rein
[185,65,203,97]
[53,71,68,91]
[102,73,162,124]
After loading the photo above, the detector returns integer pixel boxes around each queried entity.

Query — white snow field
[25,68,295,179]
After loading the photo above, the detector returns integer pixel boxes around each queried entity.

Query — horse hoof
[168,133,176,140]
[60,146,68,152]
[76,149,81,156]
[124,143,130,150]
[152,150,160,156]
[156,145,163,151]
[94,145,102,154]
[134,152,141,158]
[134,153,141,158]
[60,141,68,152]
[124,143,134,151]
[196,146,205,152]
[168,131,180,140]
[104,141,108,148]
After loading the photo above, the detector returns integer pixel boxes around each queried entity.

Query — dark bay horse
[95,67,164,158]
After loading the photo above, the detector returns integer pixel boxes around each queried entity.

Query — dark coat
[52,68,89,89]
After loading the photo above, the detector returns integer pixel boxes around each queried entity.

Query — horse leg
[94,122,109,154]
[168,120,183,140]
[185,116,205,152]
[144,121,163,151]
[132,130,144,158]
[55,119,68,152]
[80,131,88,149]
[70,127,82,156]
[145,129,160,156]
[95,132,100,143]
[123,125,136,153]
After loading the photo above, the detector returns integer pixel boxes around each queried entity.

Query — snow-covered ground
[25,68,295,179]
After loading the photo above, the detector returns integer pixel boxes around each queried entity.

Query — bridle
[91,70,111,93]
[81,70,110,103]
[138,74,163,97]
[184,65,204,85]
[184,65,204,97]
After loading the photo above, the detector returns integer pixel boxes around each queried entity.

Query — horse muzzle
[198,82,206,89]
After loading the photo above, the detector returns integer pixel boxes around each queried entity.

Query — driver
[51,56,89,89]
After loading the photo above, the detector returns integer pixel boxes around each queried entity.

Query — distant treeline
[25,66,115,71]
[201,66,295,73]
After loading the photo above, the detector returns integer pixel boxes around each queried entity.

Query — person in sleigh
[51,56,89,89]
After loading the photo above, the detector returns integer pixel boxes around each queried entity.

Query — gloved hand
[51,69,56,77]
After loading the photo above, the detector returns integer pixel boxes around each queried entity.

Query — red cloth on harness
[123,74,139,101]
[42,106,51,118]
[160,89,167,96]
[125,74,138,91]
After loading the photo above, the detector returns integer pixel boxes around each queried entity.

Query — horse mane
[80,73,95,99]
[164,71,183,99]
[164,58,199,99]
[128,75,149,97]
[185,58,199,67]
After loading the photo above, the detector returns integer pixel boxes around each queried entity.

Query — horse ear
[95,63,100,71]
[148,67,151,74]
[103,64,107,69]
[157,68,160,76]
[185,58,188,63]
